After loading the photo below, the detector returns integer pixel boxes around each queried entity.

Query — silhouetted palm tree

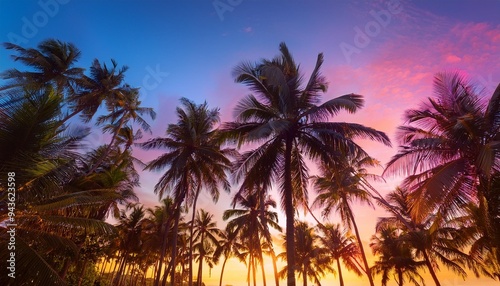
[279,221,332,286]
[223,193,282,286]
[140,98,232,286]
[370,226,425,286]
[317,223,363,286]
[192,209,223,286]
[312,152,381,285]
[1,39,83,95]
[222,42,390,286]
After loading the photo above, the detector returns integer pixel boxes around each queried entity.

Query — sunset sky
[1,0,499,285]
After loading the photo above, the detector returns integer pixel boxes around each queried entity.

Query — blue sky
[1,1,499,285]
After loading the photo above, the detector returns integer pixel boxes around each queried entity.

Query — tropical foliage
[0,39,498,286]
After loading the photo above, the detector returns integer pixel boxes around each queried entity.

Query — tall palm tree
[140,98,233,286]
[192,209,223,286]
[370,226,426,286]
[223,193,282,286]
[278,221,332,286]
[384,73,499,224]
[222,42,391,286]
[317,223,363,286]
[312,151,382,285]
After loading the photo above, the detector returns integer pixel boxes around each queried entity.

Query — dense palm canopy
[384,73,500,278]
[222,42,391,286]
[370,226,426,286]
[317,223,363,286]
[140,97,233,286]
[279,221,332,286]
[223,192,282,286]
[2,39,499,286]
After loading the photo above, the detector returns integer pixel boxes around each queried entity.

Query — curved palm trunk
[422,250,441,286]
[346,204,375,286]
[336,258,344,286]
[218,256,229,286]
[284,137,296,286]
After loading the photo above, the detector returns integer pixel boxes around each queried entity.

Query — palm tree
[140,98,232,286]
[87,85,156,174]
[1,39,84,95]
[376,187,474,286]
[384,73,499,226]
[222,42,391,286]
[114,205,147,286]
[370,226,426,286]
[0,88,116,286]
[312,151,382,285]
[214,229,247,286]
[279,221,332,286]
[71,59,128,123]
[223,193,282,286]
[384,73,500,279]
[317,223,363,286]
[192,209,224,286]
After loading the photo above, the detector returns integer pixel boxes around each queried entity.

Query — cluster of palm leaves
[0,39,498,286]
[0,39,155,286]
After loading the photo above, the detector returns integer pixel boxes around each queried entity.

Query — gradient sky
[1,1,499,285]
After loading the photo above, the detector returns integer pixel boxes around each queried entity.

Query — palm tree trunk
[247,255,251,286]
[422,250,441,286]
[347,204,375,286]
[218,256,228,286]
[168,199,184,286]
[109,255,121,284]
[189,185,202,286]
[77,258,88,286]
[284,137,296,286]
[162,259,173,286]
[336,258,344,286]
[252,255,257,286]
[115,253,128,286]
[197,254,204,286]
[302,264,307,286]
[259,249,267,286]
[397,268,403,286]
[271,248,280,286]
[155,214,173,286]
[59,257,72,279]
